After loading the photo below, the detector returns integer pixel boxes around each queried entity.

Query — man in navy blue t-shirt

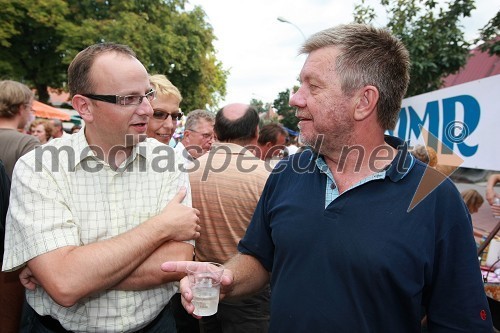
[162,23,493,332]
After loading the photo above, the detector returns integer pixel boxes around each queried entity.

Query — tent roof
[32,100,71,121]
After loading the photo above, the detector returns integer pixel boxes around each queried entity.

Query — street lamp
[277,16,306,40]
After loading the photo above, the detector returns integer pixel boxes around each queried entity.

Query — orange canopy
[32,100,71,121]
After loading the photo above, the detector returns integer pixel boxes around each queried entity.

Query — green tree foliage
[250,98,270,114]
[0,0,227,111]
[0,0,70,102]
[476,10,500,56]
[353,0,476,97]
[273,88,298,132]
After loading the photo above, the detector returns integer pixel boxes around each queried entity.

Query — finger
[221,274,233,286]
[20,278,36,290]
[180,297,200,318]
[179,276,193,302]
[160,260,191,273]
[26,282,37,290]
[170,187,187,204]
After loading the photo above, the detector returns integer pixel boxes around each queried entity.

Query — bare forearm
[487,174,500,190]
[224,253,270,299]
[29,216,183,306]
[486,174,500,204]
[114,241,194,290]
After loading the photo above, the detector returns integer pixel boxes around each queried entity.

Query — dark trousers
[199,287,270,333]
[20,302,176,333]
[0,270,25,333]
[171,292,200,333]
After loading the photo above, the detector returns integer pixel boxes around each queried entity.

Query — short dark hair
[214,105,259,144]
[258,123,288,145]
[68,43,137,97]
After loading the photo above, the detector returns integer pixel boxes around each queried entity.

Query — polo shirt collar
[311,135,414,182]
[383,135,414,182]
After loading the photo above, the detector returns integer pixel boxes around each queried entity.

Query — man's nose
[137,98,154,117]
[289,87,305,108]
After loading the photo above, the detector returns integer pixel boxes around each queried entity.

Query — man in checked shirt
[2,43,201,332]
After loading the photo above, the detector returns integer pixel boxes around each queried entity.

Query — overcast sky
[188,0,498,107]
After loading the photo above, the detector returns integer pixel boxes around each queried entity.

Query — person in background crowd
[255,123,288,162]
[162,23,493,332]
[147,74,183,145]
[461,189,484,214]
[175,109,215,163]
[285,135,299,155]
[410,144,438,167]
[486,173,500,218]
[0,80,39,179]
[70,124,81,134]
[460,189,486,243]
[0,79,40,333]
[29,118,54,144]
[189,103,270,332]
[2,42,200,333]
[50,118,70,139]
[0,160,11,320]
[0,160,9,258]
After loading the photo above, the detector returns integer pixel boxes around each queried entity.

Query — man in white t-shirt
[175,109,215,167]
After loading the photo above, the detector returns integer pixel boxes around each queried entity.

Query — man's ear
[353,85,379,121]
[183,131,191,144]
[72,95,94,122]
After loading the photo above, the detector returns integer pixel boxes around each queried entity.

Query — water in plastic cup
[187,262,224,316]
[192,284,220,316]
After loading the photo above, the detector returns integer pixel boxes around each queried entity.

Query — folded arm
[25,188,200,307]
[113,241,194,290]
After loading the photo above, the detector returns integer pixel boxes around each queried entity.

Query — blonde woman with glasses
[147,74,183,145]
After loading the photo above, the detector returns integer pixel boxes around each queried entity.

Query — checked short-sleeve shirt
[2,129,193,332]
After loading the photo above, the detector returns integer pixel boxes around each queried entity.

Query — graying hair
[185,109,215,130]
[300,24,410,130]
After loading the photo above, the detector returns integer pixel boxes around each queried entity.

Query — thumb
[170,187,187,204]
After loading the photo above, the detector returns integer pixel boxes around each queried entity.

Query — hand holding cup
[186,262,225,316]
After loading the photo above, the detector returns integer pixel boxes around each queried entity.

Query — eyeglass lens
[152,111,183,121]
[119,89,156,105]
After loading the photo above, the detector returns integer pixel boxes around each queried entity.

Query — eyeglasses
[188,129,214,140]
[82,89,156,106]
[152,110,183,121]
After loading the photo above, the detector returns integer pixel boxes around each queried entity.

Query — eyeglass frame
[187,129,214,140]
[152,110,184,121]
[81,89,156,106]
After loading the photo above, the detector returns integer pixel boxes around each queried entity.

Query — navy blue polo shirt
[238,136,492,332]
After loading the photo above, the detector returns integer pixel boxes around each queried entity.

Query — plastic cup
[187,262,224,316]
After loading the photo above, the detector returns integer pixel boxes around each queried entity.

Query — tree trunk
[36,84,50,104]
